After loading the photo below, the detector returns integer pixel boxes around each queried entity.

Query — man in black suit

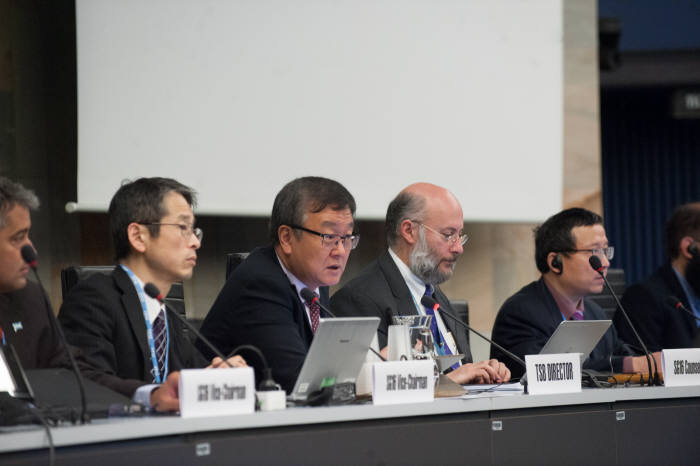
[198,177,358,393]
[490,208,656,379]
[59,178,245,411]
[331,183,510,384]
[616,202,700,351]
[0,177,70,369]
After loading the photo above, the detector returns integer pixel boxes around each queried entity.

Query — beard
[409,228,457,285]
[685,254,700,297]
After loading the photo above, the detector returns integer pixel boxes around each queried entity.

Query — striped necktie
[152,307,167,381]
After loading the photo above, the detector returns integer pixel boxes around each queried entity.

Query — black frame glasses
[288,225,360,250]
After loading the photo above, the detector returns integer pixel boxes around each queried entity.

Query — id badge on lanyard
[120,265,169,383]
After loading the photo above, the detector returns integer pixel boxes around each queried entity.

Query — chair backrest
[449,299,469,327]
[587,268,626,320]
[448,298,470,349]
[60,265,186,320]
[225,252,250,279]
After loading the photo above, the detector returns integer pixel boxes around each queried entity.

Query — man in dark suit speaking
[331,183,510,384]
[59,178,245,411]
[197,177,358,393]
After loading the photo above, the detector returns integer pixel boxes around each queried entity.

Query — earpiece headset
[551,254,563,274]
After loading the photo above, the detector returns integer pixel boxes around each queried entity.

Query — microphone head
[300,288,318,304]
[143,283,164,302]
[20,244,38,268]
[420,295,439,310]
[588,255,603,273]
[666,296,682,309]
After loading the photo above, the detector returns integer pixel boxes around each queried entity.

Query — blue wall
[599,0,700,51]
[601,87,700,285]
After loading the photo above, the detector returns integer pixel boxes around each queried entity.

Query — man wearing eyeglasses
[59,178,246,411]
[616,202,700,351]
[331,183,511,384]
[197,176,358,393]
[490,207,654,379]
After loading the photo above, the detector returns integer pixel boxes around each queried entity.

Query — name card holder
[525,353,581,395]
[662,348,700,387]
[372,360,434,405]
[179,367,255,418]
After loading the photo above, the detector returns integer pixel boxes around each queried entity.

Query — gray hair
[0,177,40,228]
[385,191,426,246]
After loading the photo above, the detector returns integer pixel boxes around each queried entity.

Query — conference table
[2,385,699,465]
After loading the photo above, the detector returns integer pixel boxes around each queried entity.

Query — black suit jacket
[197,246,330,393]
[330,250,472,363]
[490,278,635,379]
[616,263,697,352]
[58,266,207,397]
[0,281,71,370]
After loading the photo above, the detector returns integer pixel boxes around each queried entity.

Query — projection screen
[75,0,563,221]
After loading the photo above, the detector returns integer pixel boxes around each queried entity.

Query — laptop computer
[0,344,34,400]
[289,317,380,401]
[540,320,612,361]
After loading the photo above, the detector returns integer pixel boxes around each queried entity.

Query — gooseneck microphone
[143,283,278,390]
[420,295,527,372]
[300,288,386,362]
[20,245,89,424]
[589,255,657,386]
[143,283,233,369]
[666,296,700,322]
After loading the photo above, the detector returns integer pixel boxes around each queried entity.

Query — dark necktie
[152,307,167,381]
[422,285,453,356]
[309,299,320,334]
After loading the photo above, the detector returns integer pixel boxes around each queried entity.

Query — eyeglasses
[412,221,469,247]
[289,225,360,250]
[143,223,203,242]
[564,246,615,260]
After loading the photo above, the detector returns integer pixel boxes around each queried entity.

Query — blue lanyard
[120,265,169,383]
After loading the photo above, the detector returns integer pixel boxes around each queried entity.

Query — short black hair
[269,177,355,244]
[385,190,426,246]
[109,177,197,260]
[0,177,40,228]
[664,202,700,260]
[534,207,603,274]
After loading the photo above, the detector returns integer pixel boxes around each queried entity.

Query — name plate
[372,360,434,405]
[179,367,255,418]
[525,353,582,395]
[662,348,700,387]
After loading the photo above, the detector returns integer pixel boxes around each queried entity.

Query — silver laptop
[540,320,612,362]
[289,317,380,401]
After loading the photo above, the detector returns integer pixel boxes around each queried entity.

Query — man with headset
[490,207,655,379]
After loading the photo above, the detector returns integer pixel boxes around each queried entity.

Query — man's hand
[446,359,511,385]
[208,354,247,369]
[624,352,663,374]
[150,372,180,412]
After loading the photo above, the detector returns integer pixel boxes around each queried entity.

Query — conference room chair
[225,252,250,280]
[587,268,626,320]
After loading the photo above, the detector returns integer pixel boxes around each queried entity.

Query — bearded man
[330,183,510,384]
[616,202,700,351]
